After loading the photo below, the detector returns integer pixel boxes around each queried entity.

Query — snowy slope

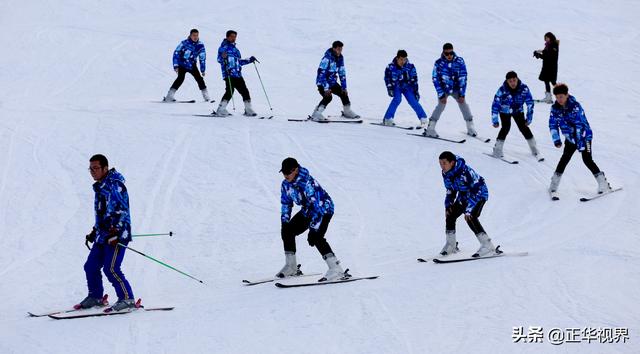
[1,0,639,353]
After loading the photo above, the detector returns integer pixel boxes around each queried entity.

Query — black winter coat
[535,40,559,82]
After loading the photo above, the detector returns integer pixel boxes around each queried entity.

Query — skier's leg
[464,199,486,235]
[513,112,533,139]
[102,243,134,301]
[555,141,577,174]
[496,113,512,141]
[466,200,496,257]
[221,78,234,102]
[234,77,251,101]
[429,95,447,122]
[382,87,402,122]
[404,88,428,122]
[580,141,601,175]
[453,93,476,135]
[170,67,187,90]
[189,68,209,101]
[445,202,465,232]
[277,212,309,277]
[311,86,331,120]
[83,244,105,299]
[308,214,334,256]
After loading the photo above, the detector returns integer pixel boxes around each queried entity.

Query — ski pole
[118,243,204,284]
[253,61,272,111]
[132,232,173,238]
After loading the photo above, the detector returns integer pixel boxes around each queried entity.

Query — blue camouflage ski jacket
[384,58,419,93]
[316,48,347,90]
[432,52,468,98]
[217,39,250,79]
[491,80,534,125]
[172,38,206,72]
[281,166,334,231]
[442,156,488,214]
[549,95,593,151]
[93,169,132,244]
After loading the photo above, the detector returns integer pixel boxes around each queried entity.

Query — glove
[107,226,119,247]
[307,232,316,247]
[249,56,257,63]
[85,228,96,250]
[387,87,394,97]
[201,71,205,76]
[554,140,562,148]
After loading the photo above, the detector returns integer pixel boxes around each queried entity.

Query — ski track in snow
[1,0,639,353]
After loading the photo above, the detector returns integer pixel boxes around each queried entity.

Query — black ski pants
[317,84,350,107]
[221,77,251,102]
[446,199,486,235]
[544,80,557,93]
[554,140,600,175]
[497,112,533,141]
[281,211,333,256]
[171,67,206,90]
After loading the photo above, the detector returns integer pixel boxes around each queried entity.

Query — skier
[81,154,135,312]
[382,50,428,127]
[533,32,559,104]
[163,29,209,102]
[438,151,498,258]
[548,84,612,195]
[213,30,258,116]
[310,41,360,121]
[425,43,477,138]
[277,157,348,281]
[491,71,540,158]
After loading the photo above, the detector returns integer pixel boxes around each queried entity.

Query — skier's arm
[104,181,130,238]
[316,57,330,89]
[457,58,468,97]
[172,42,184,69]
[524,87,534,124]
[198,46,206,73]
[410,65,419,97]
[432,64,445,98]
[549,109,562,146]
[303,182,324,231]
[217,46,225,65]
[280,184,293,223]
[574,104,588,151]
[491,88,502,126]
[338,62,347,90]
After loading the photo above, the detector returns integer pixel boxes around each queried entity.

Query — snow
[1,0,639,353]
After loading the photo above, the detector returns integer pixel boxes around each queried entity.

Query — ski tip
[417,258,429,263]
[579,197,589,202]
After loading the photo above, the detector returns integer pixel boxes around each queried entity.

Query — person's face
[396,56,407,67]
[439,159,455,173]
[190,32,199,42]
[333,46,343,56]
[555,93,568,106]
[89,161,108,181]
[227,33,237,43]
[283,167,299,182]
[544,35,550,44]
[507,77,518,89]
[443,49,454,61]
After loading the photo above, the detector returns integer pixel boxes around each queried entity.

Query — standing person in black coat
[534,32,559,103]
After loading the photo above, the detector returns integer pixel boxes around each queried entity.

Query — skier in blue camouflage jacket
[438,151,499,258]
[548,84,612,196]
[213,30,258,117]
[490,71,540,159]
[310,41,360,121]
[277,158,348,281]
[79,154,135,312]
[425,43,478,138]
[163,29,210,102]
[382,50,428,127]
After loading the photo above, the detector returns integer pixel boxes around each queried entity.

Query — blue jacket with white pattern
[281,166,334,231]
[384,58,419,93]
[491,80,534,125]
[442,156,488,214]
[217,39,250,79]
[549,95,593,151]
[316,48,347,90]
[432,52,468,98]
[93,169,132,244]
[172,38,206,72]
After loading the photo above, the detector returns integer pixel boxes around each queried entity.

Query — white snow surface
[1,0,639,353]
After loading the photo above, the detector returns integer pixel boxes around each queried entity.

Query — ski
[257,115,274,120]
[432,248,528,264]
[242,265,321,286]
[28,294,109,318]
[288,117,362,123]
[579,187,622,202]
[371,122,415,130]
[418,243,460,262]
[534,99,552,104]
[327,112,361,119]
[153,100,196,103]
[483,152,518,164]
[407,133,466,144]
[461,132,491,143]
[193,113,231,118]
[536,156,545,162]
[275,275,379,288]
[48,299,174,320]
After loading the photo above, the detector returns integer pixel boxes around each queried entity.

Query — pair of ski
[194,113,274,119]
[287,116,363,124]
[388,125,490,144]
[242,265,378,288]
[418,246,528,264]
[483,152,545,165]
[28,295,174,320]
[550,187,622,202]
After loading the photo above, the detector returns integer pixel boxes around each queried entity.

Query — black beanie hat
[280,157,299,173]
[505,71,518,80]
